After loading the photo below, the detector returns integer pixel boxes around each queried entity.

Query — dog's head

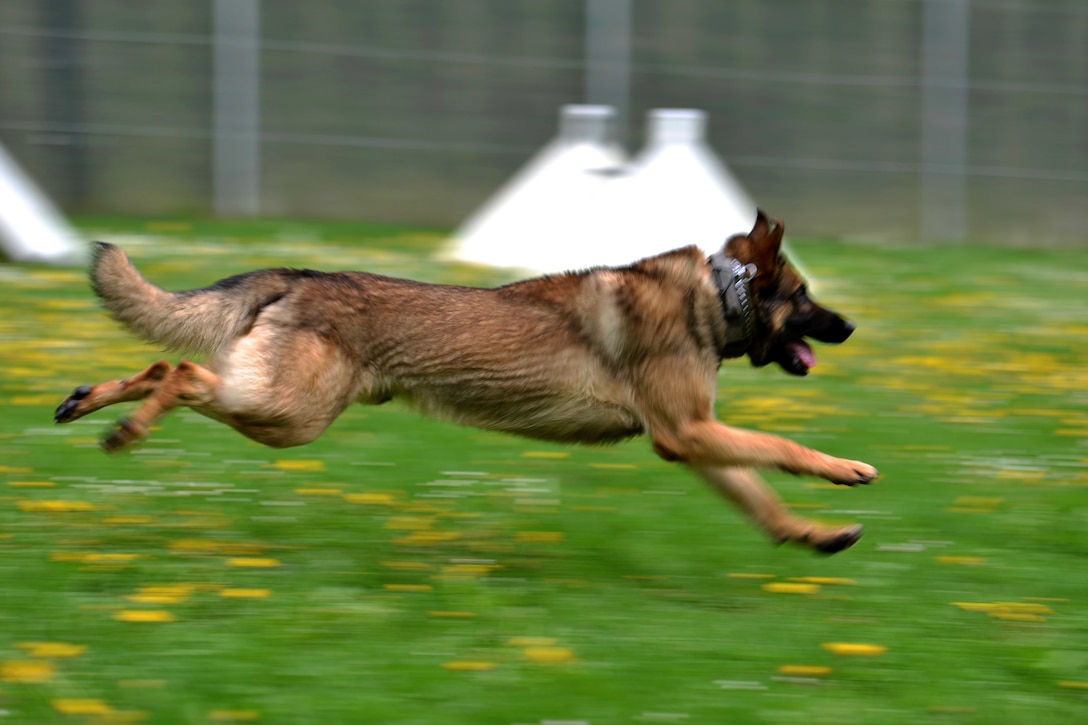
[722,211,855,376]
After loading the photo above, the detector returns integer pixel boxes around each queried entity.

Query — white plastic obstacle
[447,105,625,272]
[0,143,84,264]
[617,109,756,261]
[447,106,756,275]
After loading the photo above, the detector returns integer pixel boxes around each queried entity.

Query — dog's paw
[812,524,864,555]
[827,459,878,487]
[100,417,144,454]
[54,386,94,424]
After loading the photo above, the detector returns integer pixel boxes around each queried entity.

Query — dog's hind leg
[91,360,222,453]
[55,360,173,426]
[693,466,862,554]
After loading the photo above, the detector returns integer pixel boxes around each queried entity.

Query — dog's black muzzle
[804,307,855,345]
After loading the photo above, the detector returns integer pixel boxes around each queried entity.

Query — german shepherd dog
[55,211,876,554]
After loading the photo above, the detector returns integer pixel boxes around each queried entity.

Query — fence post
[920,0,969,242]
[585,0,631,146]
[213,0,261,217]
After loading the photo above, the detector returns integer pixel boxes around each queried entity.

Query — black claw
[815,525,864,555]
[54,400,78,424]
[55,386,94,424]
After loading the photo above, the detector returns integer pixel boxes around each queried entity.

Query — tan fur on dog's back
[91,242,292,356]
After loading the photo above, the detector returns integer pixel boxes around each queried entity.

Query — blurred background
[1,0,1085,248]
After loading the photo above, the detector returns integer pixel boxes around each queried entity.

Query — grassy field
[1,217,1087,724]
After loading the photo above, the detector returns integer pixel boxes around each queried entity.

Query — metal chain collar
[707,251,757,359]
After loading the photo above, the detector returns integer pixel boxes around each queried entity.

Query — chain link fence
[1,0,1085,245]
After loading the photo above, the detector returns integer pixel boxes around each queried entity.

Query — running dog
[55,211,877,553]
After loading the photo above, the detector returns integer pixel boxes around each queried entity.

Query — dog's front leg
[654,419,877,487]
[692,466,863,554]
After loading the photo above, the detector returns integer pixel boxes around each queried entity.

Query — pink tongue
[787,340,817,369]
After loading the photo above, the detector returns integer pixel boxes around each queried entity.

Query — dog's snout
[825,318,855,344]
[808,313,855,344]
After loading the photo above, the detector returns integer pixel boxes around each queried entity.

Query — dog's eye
[792,286,808,301]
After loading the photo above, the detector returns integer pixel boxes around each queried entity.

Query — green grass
[2,216,1087,724]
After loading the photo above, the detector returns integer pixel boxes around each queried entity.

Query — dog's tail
[90,242,290,356]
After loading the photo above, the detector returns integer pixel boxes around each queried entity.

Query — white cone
[618,109,756,260]
[447,105,625,273]
[447,106,758,275]
[0,142,85,265]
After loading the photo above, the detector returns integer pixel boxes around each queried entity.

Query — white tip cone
[0,143,85,265]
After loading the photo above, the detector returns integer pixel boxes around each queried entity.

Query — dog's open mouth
[780,339,817,376]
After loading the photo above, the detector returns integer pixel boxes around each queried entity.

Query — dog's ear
[751,209,772,242]
[750,210,784,269]
[724,210,785,266]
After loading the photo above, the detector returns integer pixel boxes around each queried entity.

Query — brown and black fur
[55,211,877,554]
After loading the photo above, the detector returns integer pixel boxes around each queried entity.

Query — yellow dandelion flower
[126,585,194,605]
[113,610,175,623]
[934,556,987,565]
[18,500,99,513]
[81,553,143,564]
[382,584,432,592]
[220,589,271,599]
[989,611,1047,623]
[1,659,55,683]
[52,699,112,716]
[787,577,855,585]
[226,557,281,568]
[392,531,460,546]
[381,561,432,571]
[441,661,495,671]
[777,665,832,677]
[271,459,325,472]
[343,492,397,505]
[169,540,266,556]
[15,642,86,658]
[762,582,820,594]
[996,602,1054,614]
[951,602,1001,612]
[384,516,434,531]
[441,563,499,576]
[821,642,888,657]
[523,647,576,664]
